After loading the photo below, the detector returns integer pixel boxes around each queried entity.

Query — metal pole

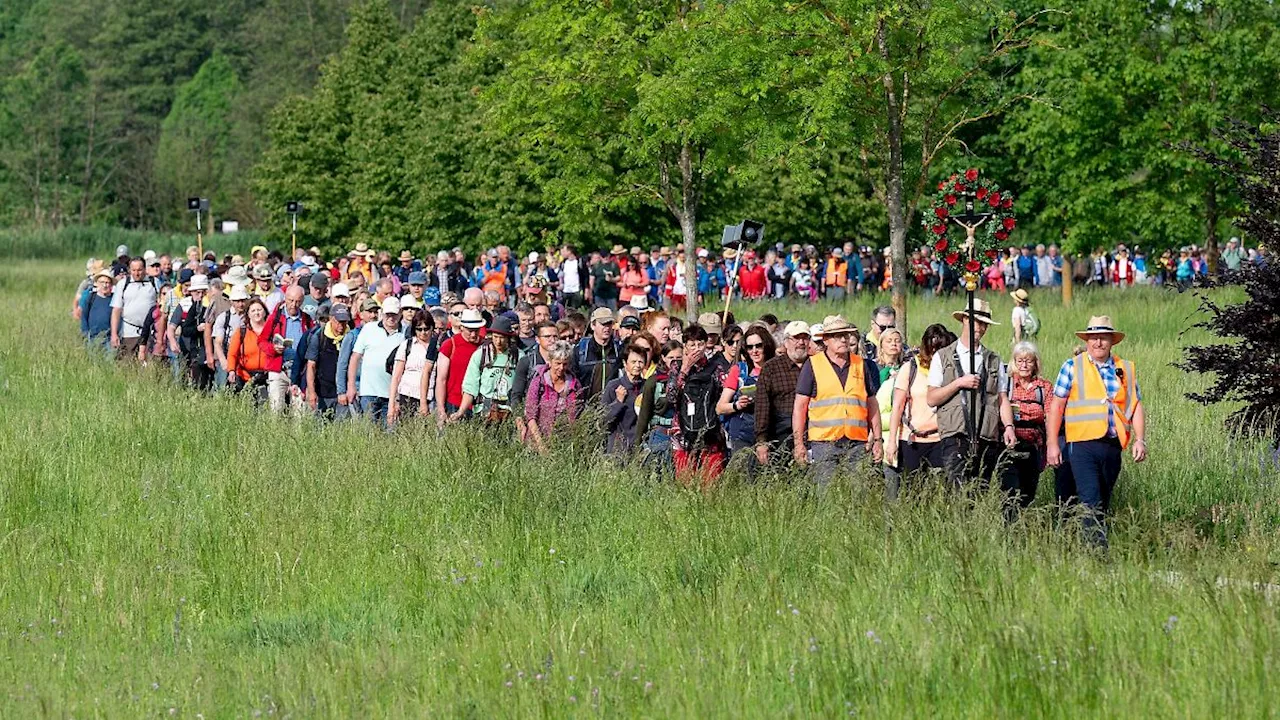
[291,212,298,260]
[721,244,744,329]
[196,210,203,260]
[966,287,978,455]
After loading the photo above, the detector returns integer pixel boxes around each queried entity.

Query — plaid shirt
[754,354,804,444]
[1052,355,1141,438]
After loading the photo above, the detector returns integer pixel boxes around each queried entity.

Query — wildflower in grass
[865,630,881,644]
[1163,615,1178,633]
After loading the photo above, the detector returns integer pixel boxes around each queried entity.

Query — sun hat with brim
[250,245,267,257]
[1075,315,1125,344]
[783,320,811,339]
[819,315,856,337]
[93,269,116,283]
[459,308,486,329]
[809,323,824,340]
[251,264,274,281]
[224,266,251,286]
[399,295,422,310]
[488,315,518,337]
[950,298,1000,326]
[381,297,402,315]
[188,274,210,292]
[722,248,737,260]
[399,250,414,261]
[349,243,374,258]
[610,245,626,256]
[628,295,653,313]
[590,307,615,325]
[1009,288,1030,305]
[227,285,251,301]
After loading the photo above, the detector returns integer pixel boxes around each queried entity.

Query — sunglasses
[745,342,765,350]
[415,327,432,334]
[559,333,573,340]
[632,344,651,353]
[450,311,463,317]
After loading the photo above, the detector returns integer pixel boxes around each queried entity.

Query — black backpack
[677,360,720,445]
[385,335,413,376]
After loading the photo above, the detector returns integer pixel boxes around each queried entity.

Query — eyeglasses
[559,334,573,340]
[745,342,765,350]
[450,311,463,317]
[415,327,432,334]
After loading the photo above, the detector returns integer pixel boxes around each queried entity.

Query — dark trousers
[1006,442,1042,510]
[941,435,1012,490]
[187,360,214,392]
[1065,438,1123,547]
[1052,435,1075,503]
[563,292,585,309]
[888,440,947,500]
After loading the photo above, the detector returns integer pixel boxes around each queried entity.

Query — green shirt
[462,346,518,409]
[591,262,620,301]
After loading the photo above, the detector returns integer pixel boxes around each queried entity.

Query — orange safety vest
[1064,354,1136,448]
[807,352,869,442]
[824,259,847,289]
[482,262,508,299]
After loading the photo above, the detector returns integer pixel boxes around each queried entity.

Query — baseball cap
[332,305,353,323]
[399,295,422,310]
[407,271,427,285]
[143,250,157,262]
[619,316,641,330]
[178,268,195,284]
[146,254,161,267]
[783,320,812,338]
[331,282,351,298]
[697,248,708,258]
[361,298,381,313]
[590,307,614,325]
[697,312,723,336]
[529,251,540,263]
[310,272,329,289]
[115,244,129,257]
[381,297,402,315]
[227,285,250,302]
[252,264,273,281]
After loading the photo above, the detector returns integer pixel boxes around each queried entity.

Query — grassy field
[2,258,1278,717]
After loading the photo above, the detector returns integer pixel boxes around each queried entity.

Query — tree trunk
[878,19,909,337]
[678,142,702,323]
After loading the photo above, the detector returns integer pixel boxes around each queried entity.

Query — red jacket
[258,303,316,373]
[737,263,767,299]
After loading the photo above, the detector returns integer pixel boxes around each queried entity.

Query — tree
[1178,113,1280,441]
[713,0,1048,336]
[999,0,1280,262]
[477,0,765,321]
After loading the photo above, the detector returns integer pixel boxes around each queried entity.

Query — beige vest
[935,340,1003,441]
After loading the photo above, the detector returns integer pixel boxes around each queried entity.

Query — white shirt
[110,278,157,338]
[395,340,430,400]
[928,341,1009,394]
[562,258,581,294]
[1011,306,1029,331]
[672,262,687,295]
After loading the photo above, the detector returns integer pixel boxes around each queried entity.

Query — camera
[720,219,765,249]
[187,197,209,212]
[286,201,303,214]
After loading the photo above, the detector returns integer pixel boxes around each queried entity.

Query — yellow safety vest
[1064,354,1136,449]
[808,353,869,442]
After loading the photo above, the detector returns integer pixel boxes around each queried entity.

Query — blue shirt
[283,312,306,364]
[336,326,362,396]
[80,288,114,338]
[1052,355,1141,438]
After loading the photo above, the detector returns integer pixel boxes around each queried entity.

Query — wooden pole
[1062,255,1073,307]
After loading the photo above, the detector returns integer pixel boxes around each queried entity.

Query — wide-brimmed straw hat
[1075,315,1125,344]
[819,314,857,336]
[951,298,1000,326]
[1009,288,1030,305]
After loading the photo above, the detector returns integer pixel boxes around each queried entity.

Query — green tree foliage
[998,0,1280,260]
[154,53,243,227]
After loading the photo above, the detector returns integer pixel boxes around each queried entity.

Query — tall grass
[0,226,268,261]
[0,260,1277,717]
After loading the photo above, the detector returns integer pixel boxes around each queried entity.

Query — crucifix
[948,198,993,454]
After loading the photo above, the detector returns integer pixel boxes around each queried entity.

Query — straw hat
[628,294,653,313]
[950,298,1000,326]
[223,265,251,287]
[398,250,414,262]
[349,242,374,258]
[227,285,251,301]
[93,269,116,283]
[610,244,626,256]
[723,248,737,260]
[819,314,856,336]
[1075,315,1125,344]
[1009,288,1030,305]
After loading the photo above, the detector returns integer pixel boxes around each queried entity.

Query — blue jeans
[1065,438,1122,547]
[315,396,339,420]
[360,396,390,427]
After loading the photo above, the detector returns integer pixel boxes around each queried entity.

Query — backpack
[677,359,720,444]
[385,335,414,376]
[1022,307,1040,338]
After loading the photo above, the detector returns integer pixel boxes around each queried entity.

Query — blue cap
[178,268,195,283]
[407,271,427,285]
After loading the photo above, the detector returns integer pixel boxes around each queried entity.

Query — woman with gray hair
[1006,340,1054,510]
[523,340,583,453]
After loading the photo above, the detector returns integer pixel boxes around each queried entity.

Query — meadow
[1,258,1278,718]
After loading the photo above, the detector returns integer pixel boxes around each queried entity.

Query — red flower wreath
[925,167,1017,272]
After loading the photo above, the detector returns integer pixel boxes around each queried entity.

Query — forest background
[1,0,1277,264]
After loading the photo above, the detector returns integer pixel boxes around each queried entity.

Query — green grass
[1,259,1278,717]
[0,226,268,261]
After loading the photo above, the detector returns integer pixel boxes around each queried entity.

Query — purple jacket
[524,366,583,439]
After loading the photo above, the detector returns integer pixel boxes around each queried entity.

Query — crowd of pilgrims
[74,239,1147,545]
